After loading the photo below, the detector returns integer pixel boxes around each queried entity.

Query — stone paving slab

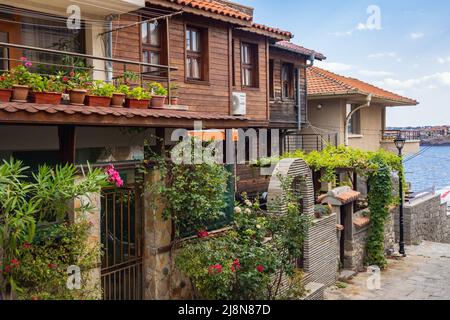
[324,241,450,300]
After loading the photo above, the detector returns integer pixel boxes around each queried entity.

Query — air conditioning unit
[232,92,247,116]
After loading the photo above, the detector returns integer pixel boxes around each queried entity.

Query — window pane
[242,45,249,64]
[243,68,252,86]
[192,30,200,52]
[141,23,148,43]
[150,52,160,65]
[192,58,201,79]
[0,32,8,72]
[186,58,192,78]
[186,30,191,51]
[149,22,160,46]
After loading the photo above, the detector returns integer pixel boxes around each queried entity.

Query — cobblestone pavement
[325,241,450,300]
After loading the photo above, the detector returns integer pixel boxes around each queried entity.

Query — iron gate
[100,185,143,300]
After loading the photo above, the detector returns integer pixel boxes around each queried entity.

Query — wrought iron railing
[284,133,339,153]
[381,130,421,141]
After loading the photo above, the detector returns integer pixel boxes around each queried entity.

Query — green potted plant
[148,82,167,108]
[10,58,33,102]
[85,80,115,107]
[66,71,92,105]
[111,84,129,108]
[30,74,66,105]
[125,86,151,109]
[0,73,13,102]
[169,83,179,106]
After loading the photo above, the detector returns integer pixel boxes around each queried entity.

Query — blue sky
[238,0,450,127]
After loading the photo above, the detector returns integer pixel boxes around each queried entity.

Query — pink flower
[105,165,124,188]
[25,61,33,68]
[20,57,27,62]
[256,265,264,273]
[208,264,223,274]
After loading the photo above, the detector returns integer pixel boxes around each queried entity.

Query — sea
[404,146,450,192]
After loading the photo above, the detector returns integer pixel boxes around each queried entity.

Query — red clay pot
[69,89,87,106]
[170,97,179,106]
[0,88,12,102]
[12,85,30,102]
[85,95,111,107]
[111,93,126,107]
[125,98,150,109]
[33,92,62,105]
[150,95,166,109]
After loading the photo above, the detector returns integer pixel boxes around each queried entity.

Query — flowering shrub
[176,176,311,300]
[105,165,124,187]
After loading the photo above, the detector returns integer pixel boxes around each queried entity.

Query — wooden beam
[58,125,76,165]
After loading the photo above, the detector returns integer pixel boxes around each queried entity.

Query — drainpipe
[105,15,114,83]
[344,94,373,147]
[297,53,315,130]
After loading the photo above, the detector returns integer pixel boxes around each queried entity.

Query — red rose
[256,265,264,273]
[63,76,69,82]
[197,230,209,239]
[48,263,57,269]
[208,264,223,274]
[4,265,11,273]
[231,259,241,272]
[23,242,32,249]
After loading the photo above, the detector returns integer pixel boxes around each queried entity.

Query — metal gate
[100,185,143,300]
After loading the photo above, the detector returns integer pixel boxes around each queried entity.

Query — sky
[238,0,450,127]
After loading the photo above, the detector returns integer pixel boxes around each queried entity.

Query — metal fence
[284,133,339,153]
[382,130,421,141]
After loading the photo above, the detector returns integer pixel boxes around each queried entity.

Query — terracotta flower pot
[111,93,126,108]
[33,92,62,105]
[150,95,166,109]
[170,97,179,106]
[125,98,150,109]
[0,88,12,102]
[69,89,87,106]
[12,85,30,102]
[85,95,111,107]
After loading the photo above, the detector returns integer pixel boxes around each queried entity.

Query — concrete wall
[395,194,450,245]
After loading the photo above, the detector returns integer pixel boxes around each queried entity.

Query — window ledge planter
[170,96,179,106]
[151,95,166,109]
[11,85,30,102]
[125,98,150,109]
[0,88,12,102]
[69,89,87,106]
[33,92,62,105]
[85,95,111,107]
[111,93,126,108]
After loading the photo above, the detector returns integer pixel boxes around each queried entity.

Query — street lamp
[394,136,406,256]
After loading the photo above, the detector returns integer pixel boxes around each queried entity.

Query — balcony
[284,133,339,153]
[380,130,421,155]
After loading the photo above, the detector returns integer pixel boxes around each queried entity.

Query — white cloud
[315,61,353,73]
[356,23,368,31]
[368,52,397,59]
[358,70,395,77]
[329,30,353,37]
[409,32,424,40]
[437,56,450,64]
[378,73,450,90]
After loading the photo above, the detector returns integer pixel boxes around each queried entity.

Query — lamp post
[394,136,406,256]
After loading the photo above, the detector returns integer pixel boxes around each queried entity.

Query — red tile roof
[307,67,418,106]
[273,41,326,60]
[252,23,293,39]
[335,190,361,204]
[353,216,371,228]
[170,0,252,21]
[0,102,247,128]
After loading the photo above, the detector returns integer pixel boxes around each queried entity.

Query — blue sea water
[404,146,450,192]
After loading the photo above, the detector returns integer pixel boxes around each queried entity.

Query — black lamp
[394,136,406,256]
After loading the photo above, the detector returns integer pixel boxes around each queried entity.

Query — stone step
[338,269,357,281]
[302,282,325,300]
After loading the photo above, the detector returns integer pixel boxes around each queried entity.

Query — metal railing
[284,133,339,153]
[381,130,421,141]
[0,42,178,98]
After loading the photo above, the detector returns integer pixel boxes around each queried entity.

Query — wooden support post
[58,125,76,165]
[151,127,165,158]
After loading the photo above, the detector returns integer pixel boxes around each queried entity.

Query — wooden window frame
[140,18,166,78]
[269,59,274,99]
[281,62,294,100]
[241,42,259,89]
[185,24,209,83]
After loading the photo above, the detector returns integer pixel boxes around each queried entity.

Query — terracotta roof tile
[353,216,371,228]
[171,0,252,21]
[274,41,326,60]
[307,67,418,106]
[251,23,293,38]
[335,190,361,204]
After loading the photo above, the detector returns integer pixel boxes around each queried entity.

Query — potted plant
[85,80,115,107]
[0,73,13,102]
[10,58,33,102]
[168,83,179,106]
[30,74,65,105]
[111,84,129,108]
[66,71,91,105]
[125,86,151,109]
[148,82,167,108]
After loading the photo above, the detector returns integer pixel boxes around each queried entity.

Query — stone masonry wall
[394,194,450,245]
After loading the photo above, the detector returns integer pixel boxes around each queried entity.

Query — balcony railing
[284,133,339,153]
[0,42,178,99]
[381,130,421,142]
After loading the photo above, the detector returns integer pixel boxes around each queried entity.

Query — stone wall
[394,194,450,245]
[303,213,339,287]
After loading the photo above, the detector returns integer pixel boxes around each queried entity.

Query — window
[282,63,294,99]
[269,59,274,98]
[241,42,258,87]
[0,32,8,72]
[186,26,206,80]
[346,104,361,135]
[141,20,165,76]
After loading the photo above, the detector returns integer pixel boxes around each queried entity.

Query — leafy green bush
[88,80,115,97]
[127,86,151,100]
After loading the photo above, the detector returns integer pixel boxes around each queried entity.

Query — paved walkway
[325,241,450,300]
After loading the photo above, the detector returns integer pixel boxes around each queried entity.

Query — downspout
[105,15,114,83]
[297,53,315,130]
[344,94,373,147]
